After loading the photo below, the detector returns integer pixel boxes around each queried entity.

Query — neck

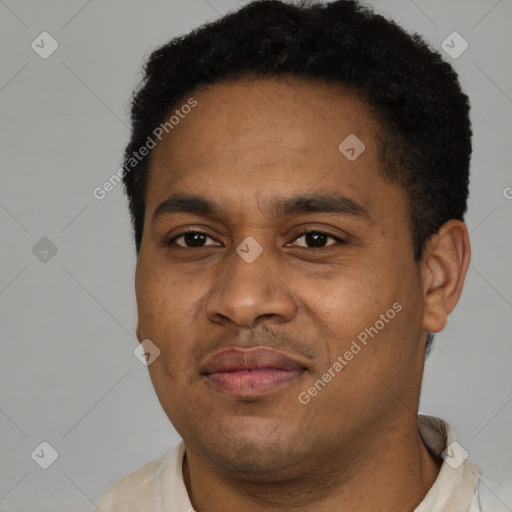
[182,417,441,512]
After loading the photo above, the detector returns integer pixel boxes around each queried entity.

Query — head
[123,0,471,479]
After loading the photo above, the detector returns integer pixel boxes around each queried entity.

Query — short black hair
[121,0,472,354]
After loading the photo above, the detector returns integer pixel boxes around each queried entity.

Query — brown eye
[290,230,345,249]
[168,231,220,248]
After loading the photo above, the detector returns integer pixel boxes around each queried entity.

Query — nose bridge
[205,239,296,327]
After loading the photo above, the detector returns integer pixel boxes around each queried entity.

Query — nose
[205,241,297,328]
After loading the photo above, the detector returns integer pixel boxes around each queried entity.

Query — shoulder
[91,442,185,512]
[92,459,161,511]
[469,478,512,512]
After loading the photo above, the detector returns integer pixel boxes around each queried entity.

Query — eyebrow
[152,192,371,225]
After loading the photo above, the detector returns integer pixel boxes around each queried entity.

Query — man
[93,0,507,510]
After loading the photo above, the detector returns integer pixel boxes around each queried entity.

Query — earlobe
[421,220,471,334]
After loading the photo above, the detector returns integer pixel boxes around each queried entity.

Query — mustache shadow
[195,324,317,365]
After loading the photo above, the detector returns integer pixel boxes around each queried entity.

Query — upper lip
[200,347,307,374]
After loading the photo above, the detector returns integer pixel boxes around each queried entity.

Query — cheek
[138,259,187,316]
[311,261,399,325]
[307,252,421,363]
[135,265,200,359]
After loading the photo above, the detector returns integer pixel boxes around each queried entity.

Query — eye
[289,230,345,249]
[167,230,221,248]
[166,229,345,250]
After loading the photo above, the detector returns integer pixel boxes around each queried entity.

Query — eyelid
[166,227,347,248]
[167,228,221,247]
[287,228,346,248]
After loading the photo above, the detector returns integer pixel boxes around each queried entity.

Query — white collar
[414,415,480,511]
[94,415,481,511]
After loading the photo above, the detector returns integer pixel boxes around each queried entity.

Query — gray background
[1,0,511,510]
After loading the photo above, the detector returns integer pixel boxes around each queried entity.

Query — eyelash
[166,229,346,250]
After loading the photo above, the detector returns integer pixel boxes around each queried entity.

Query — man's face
[135,77,428,478]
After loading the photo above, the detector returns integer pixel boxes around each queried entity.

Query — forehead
[145,76,405,222]
[151,76,376,167]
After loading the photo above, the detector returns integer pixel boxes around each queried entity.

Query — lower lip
[204,369,304,397]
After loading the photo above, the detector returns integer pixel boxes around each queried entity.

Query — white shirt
[92,415,509,511]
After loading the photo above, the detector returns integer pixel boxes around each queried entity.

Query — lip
[200,347,307,397]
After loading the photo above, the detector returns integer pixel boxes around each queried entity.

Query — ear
[420,220,471,334]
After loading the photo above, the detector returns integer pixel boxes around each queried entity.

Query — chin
[194,423,309,478]
[209,447,306,481]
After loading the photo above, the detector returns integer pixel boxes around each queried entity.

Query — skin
[134,76,471,512]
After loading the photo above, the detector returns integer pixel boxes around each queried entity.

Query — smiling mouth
[200,347,307,397]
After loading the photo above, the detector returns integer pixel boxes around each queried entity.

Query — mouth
[200,347,307,397]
